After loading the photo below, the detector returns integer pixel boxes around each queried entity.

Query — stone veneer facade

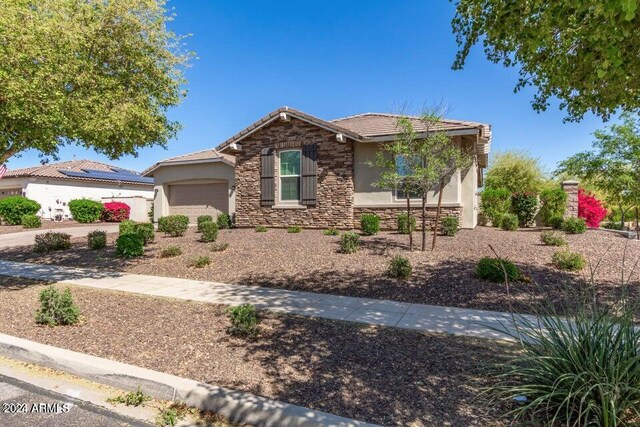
[353,206,462,230]
[561,180,579,218]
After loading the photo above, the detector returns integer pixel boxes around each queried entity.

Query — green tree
[0,0,192,164]
[556,112,640,227]
[485,150,546,194]
[452,0,640,122]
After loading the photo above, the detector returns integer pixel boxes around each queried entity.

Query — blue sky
[8,0,608,174]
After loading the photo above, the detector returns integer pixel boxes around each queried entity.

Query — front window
[395,155,420,199]
[280,150,301,202]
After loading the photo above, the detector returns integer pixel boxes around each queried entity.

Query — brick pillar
[561,180,579,218]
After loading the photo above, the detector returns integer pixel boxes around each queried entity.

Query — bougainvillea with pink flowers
[578,189,607,228]
[101,202,131,222]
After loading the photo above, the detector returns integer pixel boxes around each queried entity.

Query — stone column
[561,180,579,218]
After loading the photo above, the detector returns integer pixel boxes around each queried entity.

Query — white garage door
[168,183,228,224]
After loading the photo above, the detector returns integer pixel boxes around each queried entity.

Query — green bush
[226,304,260,339]
[549,215,565,230]
[190,255,211,268]
[160,245,182,258]
[484,150,545,194]
[255,225,268,232]
[106,386,151,407]
[119,219,137,236]
[500,213,519,231]
[157,216,168,233]
[323,228,339,236]
[360,213,380,236]
[397,213,417,234]
[441,215,459,236]
[0,196,40,225]
[388,255,412,278]
[210,242,229,252]
[197,215,213,232]
[601,221,624,230]
[540,230,567,247]
[156,408,181,427]
[539,188,567,226]
[115,233,144,258]
[35,285,80,326]
[21,214,41,228]
[562,217,587,234]
[480,188,512,227]
[199,221,218,242]
[511,193,538,227]
[476,257,521,282]
[33,232,71,253]
[287,226,302,233]
[340,232,360,254]
[217,212,232,229]
[87,230,107,250]
[552,250,586,271]
[133,223,154,245]
[160,215,189,237]
[68,199,103,223]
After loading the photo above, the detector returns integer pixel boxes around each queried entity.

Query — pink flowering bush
[578,189,607,228]
[101,202,131,222]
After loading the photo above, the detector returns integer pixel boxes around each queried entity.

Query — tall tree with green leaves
[0,0,193,164]
[452,1,640,122]
[556,112,640,227]
[484,150,546,194]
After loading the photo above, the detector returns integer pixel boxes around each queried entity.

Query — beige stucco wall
[150,161,236,222]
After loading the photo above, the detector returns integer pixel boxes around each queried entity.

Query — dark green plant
[549,215,565,230]
[539,188,568,226]
[360,213,380,236]
[157,216,168,233]
[68,199,103,223]
[476,257,521,282]
[323,228,339,236]
[160,245,182,258]
[115,233,144,258]
[511,193,538,227]
[210,242,229,252]
[21,214,41,228]
[255,226,268,232]
[601,221,624,230]
[196,215,213,232]
[397,212,417,234]
[87,230,107,250]
[33,232,71,253]
[106,386,151,407]
[190,255,210,268]
[199,221,218,242]
[480,188,512,227]
[35,285,80,326]
[133,223,154,245]
[0,196,41,225]
[340,232,360,254]
[441,215,459,236]
[540,230,567,247]
[216,212,232,229]
[160,215,189,237]
[552,250,586,271]
[287,226,302,233]
[119,219,137,236]
[500,213,519,231]
[388,255,412,278]
[562,217,587,234]
[225,304,260,338]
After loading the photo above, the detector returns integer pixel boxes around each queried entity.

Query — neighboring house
[143,149,236,224]
[0,160,153,221]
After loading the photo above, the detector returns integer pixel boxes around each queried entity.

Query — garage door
[0,189,22,199]
[168,183,228,224]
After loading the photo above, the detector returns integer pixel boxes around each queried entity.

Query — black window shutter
[260,147,275,206]
[301,144,318,205]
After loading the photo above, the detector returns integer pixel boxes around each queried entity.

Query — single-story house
[146,107,491,229]
[0,160,154,221]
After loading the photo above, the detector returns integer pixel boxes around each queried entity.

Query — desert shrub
[287,226,302,233]
[484,150,545,194]
[476,257,520,282]
[226,304,260,338]
[200,221,218,242]
[190,255,211,268]
[197,215,213,232]
[480,188,512,226]
[388,255,412,278]
[33,232,71,253]
[106,386,150,407]
[540,230,567,247]
[340,232,360,253]
[552,250,586,271]
[115,233,144,258]
[21,214,41,228]
[101,201,130,222]
[87,230,107,250]
[118,219,137,236]
[210,242,229,252]
[323,228,339,236]
[500,213,519,231]
[601,221,624,230]
[157,216,168,233]
[511,193,538,227]
[562,217,587,234]
[539,188,567,226]
[397,213,417,234]
[0,196,40,225]
[35,285,80,326]
[255,225,268,232]
[160,245,182,258]
[360,213,380,235]
[578,189,607,228]
[549,215,565,230]
[133,223,154,245]
[441,215,459,236]
[160,215,189,237]
[68,199,103,223]
[217,212,232,229]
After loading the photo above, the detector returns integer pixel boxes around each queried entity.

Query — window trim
[278,149,302,203]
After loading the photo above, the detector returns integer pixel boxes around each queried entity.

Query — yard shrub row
[87,230,107,250]
[200,221,219,242]
[158,215,189,237]
[115,233,144,258]
[0,196,41,225]
[119,220,154,244]
[197,215,213,232]
[68,199,103,223]
[33,232,71,253]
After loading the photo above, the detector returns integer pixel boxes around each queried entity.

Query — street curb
[0,333,376,427]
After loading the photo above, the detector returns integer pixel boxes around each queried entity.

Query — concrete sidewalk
[0,260,530,341]
[0,224,119,249]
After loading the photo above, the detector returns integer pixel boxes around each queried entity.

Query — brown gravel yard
[1,226,639,315]
[0,276,512,426]
[0,220,97,235]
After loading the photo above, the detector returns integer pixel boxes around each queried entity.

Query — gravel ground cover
[0,220,97,235]
[0,226,638,315]
[0,276,512,426]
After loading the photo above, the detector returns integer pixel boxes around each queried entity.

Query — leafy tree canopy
[0,0,193,164]
[484,150,546,194]
[452,0,640,122]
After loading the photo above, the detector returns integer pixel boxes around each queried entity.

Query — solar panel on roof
[59,169,153,184]
[81,168,139,176]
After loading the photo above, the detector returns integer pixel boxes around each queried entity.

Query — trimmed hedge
[217,213,232,229]
[200,221,219,242]
[158,215,189,237]
[0,196,40,225]
[500,213,519,231]
[360,213,380,236]
[441,216,459,236]
[68,199,103,223]
[21,214,41,228]
[197,215,213,232]
[562,217,587,234]
[397,213,417,234]
[119,219,137,236]
[539,188,567,226]
[115,233,144,258]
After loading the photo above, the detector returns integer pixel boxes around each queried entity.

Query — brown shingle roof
[142,148,235,176]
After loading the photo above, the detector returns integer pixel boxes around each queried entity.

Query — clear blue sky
[8,0,609,174]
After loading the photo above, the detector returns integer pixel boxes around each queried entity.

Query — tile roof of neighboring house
[142,148,235,176]
[4,160,153,186]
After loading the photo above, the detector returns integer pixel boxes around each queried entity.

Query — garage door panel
[168,183,228,223]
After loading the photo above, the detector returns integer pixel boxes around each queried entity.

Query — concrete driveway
[0,224,119,249]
